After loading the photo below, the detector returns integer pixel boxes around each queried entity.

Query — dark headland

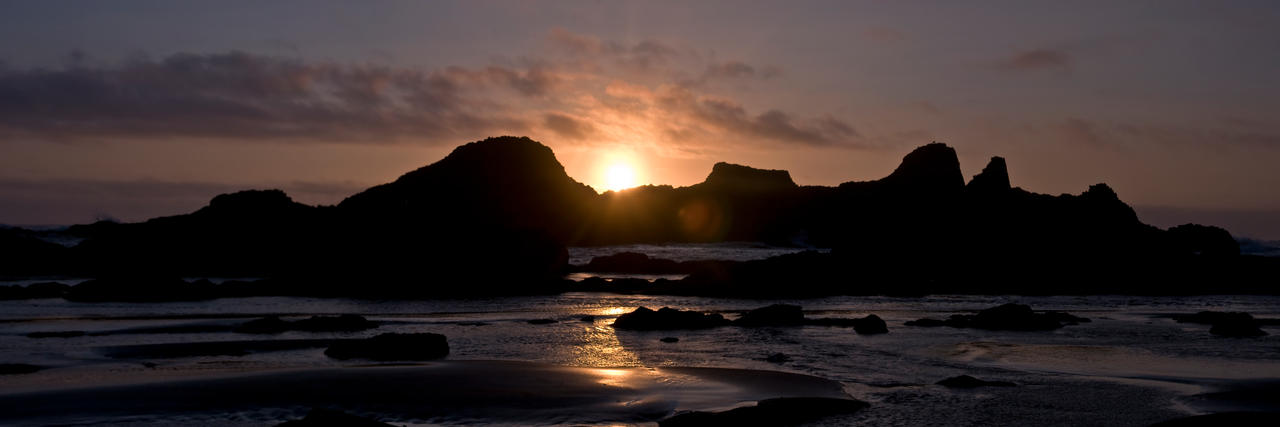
[2,135,1276,298]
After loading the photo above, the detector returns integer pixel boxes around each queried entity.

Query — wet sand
[0,360,852,426]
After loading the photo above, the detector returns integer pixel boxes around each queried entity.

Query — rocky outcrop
[966,156,1010,194]
[696,162,797,192]
[906,304,1089,331]
[734,304,805,327]
[0,364,42,375]
[323,333,450,361]
[612,307,731,330]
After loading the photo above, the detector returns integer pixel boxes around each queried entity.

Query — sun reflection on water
[569,322,642,368]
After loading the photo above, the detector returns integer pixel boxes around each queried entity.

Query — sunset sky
[1,1,1278,238]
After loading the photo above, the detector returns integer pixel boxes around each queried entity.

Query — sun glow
[602,162,638,192]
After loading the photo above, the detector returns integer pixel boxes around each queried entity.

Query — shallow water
[1,293,1278,425]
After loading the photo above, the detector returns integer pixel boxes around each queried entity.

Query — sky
[1,1,1278,238]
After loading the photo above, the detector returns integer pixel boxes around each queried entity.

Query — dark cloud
[543,112,597,141]
[663,91,858,147]
[0,51,538,143]
[1005,49,1071,70]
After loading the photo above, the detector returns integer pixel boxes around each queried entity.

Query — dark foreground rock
[235,315,379,334]
[0,282,69,300]
[0,364,42,375]
[323,333,449,361]
[907,303,1089,331]
[1174,311,1270,337]
[805,315,889,335]
[659,397,869,427]
[1149,412,1280,426]
[276,408,396,427]
[733,304,805,327]
[937,375,1017,388]
[612,307,731,330]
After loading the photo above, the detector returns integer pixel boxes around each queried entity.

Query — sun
[603,162,638,192]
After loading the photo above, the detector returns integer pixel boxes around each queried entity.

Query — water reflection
[570,322,641,367]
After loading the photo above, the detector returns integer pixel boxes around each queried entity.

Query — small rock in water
[660,337,680,343]
[765,353,791,364]
[734,304,805,327]
[936,375,1016,388]
[579,315,596,322]
[853,314,889,335]
[324,333,449,361]
[528,318,558,325]
[612,307,731,330]
[0,363,42,375]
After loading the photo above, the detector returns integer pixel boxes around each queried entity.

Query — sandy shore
[0,360,852,425]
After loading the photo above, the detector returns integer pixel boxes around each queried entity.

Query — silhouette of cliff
[1,135,1275,296]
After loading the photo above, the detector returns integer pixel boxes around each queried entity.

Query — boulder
[909,304,1089,331]
[853,314,889,335]
[937,375,1016,388]
[1208,313,1268,338]
[806,314,889,334]
[323,333,449,361]
[612,307,730,330]
[734,304,805,327]
[0,364,42,375]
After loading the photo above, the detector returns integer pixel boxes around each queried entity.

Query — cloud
[1004,49,1071,70]
[543,112,597,140]
[0,51,536,143]
[0,31,861,150]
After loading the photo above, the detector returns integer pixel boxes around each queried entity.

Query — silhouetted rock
[323,333,449,361]
[1193,312,1269,337]
[966,156,1011,195]
[937,375,1016,388]
[698,162,798,192]
[1167,224,1241,257]
[275,408,396,427]
[0,282,69,300]
[660,337,679,343]
[0,364,42,375]
[579,315,596,322]
[909,304,1089,331]
[903,318,950,327]
[765,353,791,364]
[853,314,888,335]
[734,304,805,327]
[659,397,869,427]
[806,315,889,334]
[612,307,731,330]
[578,252,682,274]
